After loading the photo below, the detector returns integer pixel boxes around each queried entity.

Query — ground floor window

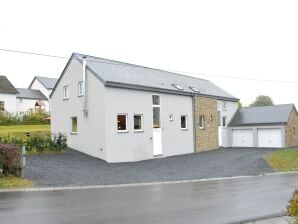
[181,115,188,130]
[117,114,128,132]
[71,117,78,133]
[0,101,4,111]
[134,114,143,131]
[222,116,227,127]
[199,115,205,129]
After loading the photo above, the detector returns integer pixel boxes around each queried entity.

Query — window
[152,95,160,105]
[117,114,128,132]
[222,102,226,110]
[78,81,84,96]
[217,101,221,111]
[152,95,161,128]
[71,117,78,133]
[19,99,23,103]
[134,114,143,131]
[222,116,227,127]
[0,101,4,111]
[172,84,184,90]
[217,111,221,126]
[63,85,69,99]
[189,87,200,93]
[199,115,205,129]
[181,115,188,130]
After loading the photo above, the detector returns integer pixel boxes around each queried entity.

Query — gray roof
[16,88,48,100]
[0,76,18,94]
[229,104,295,127]
[70,53,238,101]
[31,76,58,90]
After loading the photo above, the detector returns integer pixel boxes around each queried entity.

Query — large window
[0,101,4,111]
[134,114,143,131]
[152,95,161,128]
[181,115,188,130]
[117,114,128,132]
[199,115,205,129]
[71,117,78,133]
[78,81,84,96]
[63,85,69,99]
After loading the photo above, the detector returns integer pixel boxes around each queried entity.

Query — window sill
[199,127,205,130]
[181,128,188,131]
[117,130,129,133]
[78,95,84,97]
[70,132,78,135]
[134,130,144,133]
[63,98,70,101]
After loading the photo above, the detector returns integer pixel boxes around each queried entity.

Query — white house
[50,53,239,163]
[0,76,18,113]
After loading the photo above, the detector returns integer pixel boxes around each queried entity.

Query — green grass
[0,175,33,188]
[266,148,298,171]
[0,125,50,139]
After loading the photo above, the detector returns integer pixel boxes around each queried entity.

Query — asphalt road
[0,173,298,224]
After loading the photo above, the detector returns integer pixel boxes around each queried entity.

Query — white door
[152,95,162,155]
[257,128,282,148]
[232,129,254,147]
[153,128,162,155]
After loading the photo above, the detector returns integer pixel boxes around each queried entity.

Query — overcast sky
[1,0,298,106]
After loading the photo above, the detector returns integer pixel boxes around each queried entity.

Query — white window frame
[117,113,128,133]
[217,101,221,111]
[222,101,226,110]
[152,95,161,129]
[70,116,78,134]
[172,84,184,90]
[78,81,84,97]
[133,114,144,132]
[63,85,69,100]
[199,115,205,129]
[180,115,188,130]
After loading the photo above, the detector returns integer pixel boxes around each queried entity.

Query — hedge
[0,111,50,126]
[0,143,21,176]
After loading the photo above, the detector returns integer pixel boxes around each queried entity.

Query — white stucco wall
[105,88,194,163]
[51,59,106,160]
[16,98,49,112]
[217,100,238,147]
[29,79,50,112]
[0,93,17,113]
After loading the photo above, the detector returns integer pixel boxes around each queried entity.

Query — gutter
[192,94,197,153]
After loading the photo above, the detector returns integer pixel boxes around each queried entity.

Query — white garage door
[257,128,282,148]
[232,129,254,147]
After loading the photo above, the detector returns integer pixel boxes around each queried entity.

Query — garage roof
[16,88,48,100]
[229,104,295,127]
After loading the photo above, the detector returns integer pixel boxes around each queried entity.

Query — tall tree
[250,95,274,107]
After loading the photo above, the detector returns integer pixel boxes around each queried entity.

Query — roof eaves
[228,122,285,127]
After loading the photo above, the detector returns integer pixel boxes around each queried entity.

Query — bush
[288,190,298,218]
[0,111,50,126]
[0,143,21,176]
[0,133,67,154]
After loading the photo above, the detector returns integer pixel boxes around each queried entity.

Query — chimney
[82,56,88,117]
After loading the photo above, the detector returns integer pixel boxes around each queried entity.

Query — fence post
[21,146,26,178]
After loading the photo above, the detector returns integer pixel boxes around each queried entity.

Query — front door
[152,95,162,155]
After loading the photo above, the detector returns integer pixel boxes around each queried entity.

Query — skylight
[189,87,200,93]
[172,84,184,90]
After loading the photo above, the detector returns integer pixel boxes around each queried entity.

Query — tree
[237,101,243,108]
[250,95,274,107]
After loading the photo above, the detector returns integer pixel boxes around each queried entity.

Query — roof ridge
[241,104,294,109]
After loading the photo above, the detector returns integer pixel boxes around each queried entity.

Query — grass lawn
[0,175,33,188]
[0,125,50,139]
[266,148,298,171]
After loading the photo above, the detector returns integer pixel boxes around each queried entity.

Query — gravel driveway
[25,148,278,187]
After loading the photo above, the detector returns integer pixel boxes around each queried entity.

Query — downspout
[192,94,197,153]
[82,56,88,117]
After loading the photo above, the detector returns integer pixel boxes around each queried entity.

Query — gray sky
[1,0,298,106]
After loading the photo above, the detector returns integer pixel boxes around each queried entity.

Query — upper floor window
[63,85,69,99]
[217,101,221,111]
[0,101,4,111]
[152,95,160,106]
[199,115,205,129]
[78,81,84,96]
[181,115,188,130]
[222,102,226,110]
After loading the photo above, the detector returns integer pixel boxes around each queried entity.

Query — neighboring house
[50,53,239,163]
[28,76,58,98]
[228,104,298,148]
[16,88,48,112]
[0,76,19,113]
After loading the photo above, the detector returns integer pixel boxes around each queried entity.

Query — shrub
[0,143,21,176]
[0,111,50,126]
[288,190,298,218]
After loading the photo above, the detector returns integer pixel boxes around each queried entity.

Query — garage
[232,129,254,147]
[257,128,282,148]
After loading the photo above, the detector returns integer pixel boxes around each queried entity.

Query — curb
[1,170,298,193]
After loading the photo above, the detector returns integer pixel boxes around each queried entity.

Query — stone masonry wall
[285,109,298,147]
[195,96,219,152]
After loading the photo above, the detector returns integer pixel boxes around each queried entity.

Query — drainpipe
[192,94,197,153]
[82,56,88,117]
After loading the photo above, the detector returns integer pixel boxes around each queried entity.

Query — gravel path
[25,148,278,187]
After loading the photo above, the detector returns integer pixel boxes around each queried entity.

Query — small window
[217,101,221,111]
[172,84,184,90]
[19,99,23,103]
[222,102,226,109]
[153,107,161,128]
[63,86,69,99]
[222,116,227,127]
[217,111,221,126]
[134,114,143,131]
[0,101,4,111]
[71,117,78,133]
[152,95,160,105]
[117,114,128,132]
[181,115,188,130]
[189,87,200,93]
[199,115,205,129]
[78,81,84,96]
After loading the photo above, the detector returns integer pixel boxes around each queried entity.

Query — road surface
[0,173,298,224]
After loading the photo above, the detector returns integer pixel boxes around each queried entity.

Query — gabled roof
[229,104,295,127]
[50,53,239,101]
[29,76,58,90]
[16,88,48,100]
[0,76,18,94]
